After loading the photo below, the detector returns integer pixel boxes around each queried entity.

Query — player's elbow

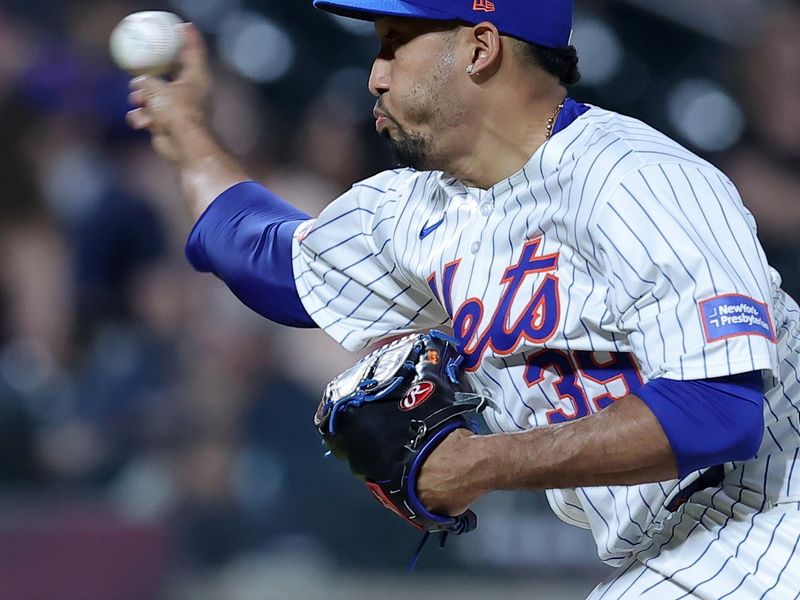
[638,372,766,478]
[724,405,764,463]
[682,397,764,475]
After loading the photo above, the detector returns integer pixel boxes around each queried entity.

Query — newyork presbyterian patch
[699,294,776,343]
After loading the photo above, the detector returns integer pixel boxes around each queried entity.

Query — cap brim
[313,0,454,22]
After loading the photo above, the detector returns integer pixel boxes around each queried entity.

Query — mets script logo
[399,381,436,411]
[427,237,560,371]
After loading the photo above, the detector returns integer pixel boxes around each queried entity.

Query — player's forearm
[124,26,249,220]
[474,394,678,492]
[172,122,249,220]
[417,394,675,516]
[420,373,764,515]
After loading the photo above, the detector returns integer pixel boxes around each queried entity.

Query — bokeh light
[218,10,295,83]
[667,78,746,152]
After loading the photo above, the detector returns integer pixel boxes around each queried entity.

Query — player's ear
[465,22,502,80]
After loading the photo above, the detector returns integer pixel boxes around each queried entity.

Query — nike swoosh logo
[419,216,445,240]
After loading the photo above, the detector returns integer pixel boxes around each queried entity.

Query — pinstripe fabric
[588,495,800,599]
[291,106,800,589]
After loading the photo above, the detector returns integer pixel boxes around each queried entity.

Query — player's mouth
[373,104,394,133]
[374,111,391,132]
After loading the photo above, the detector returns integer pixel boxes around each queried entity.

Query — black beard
[383,128,432,171]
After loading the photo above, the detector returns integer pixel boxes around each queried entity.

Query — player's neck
[448,86,567,189]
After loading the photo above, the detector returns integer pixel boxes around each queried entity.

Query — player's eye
[377,40,399,60]
[380,31,407,50]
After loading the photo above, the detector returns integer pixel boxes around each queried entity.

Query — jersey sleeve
[593,163,779,381]
[292,170,450,352]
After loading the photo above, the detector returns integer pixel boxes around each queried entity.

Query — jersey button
[470,241,481,254]
[480,202,492,216]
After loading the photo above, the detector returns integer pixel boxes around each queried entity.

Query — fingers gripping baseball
[125,24,213,164]
[176,24,211,95]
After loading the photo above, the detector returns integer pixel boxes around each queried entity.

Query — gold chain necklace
[545,101,566,140]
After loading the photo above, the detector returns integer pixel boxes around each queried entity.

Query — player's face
[369,17,467,171]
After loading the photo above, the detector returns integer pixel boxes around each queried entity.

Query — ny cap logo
[473,0,496,12]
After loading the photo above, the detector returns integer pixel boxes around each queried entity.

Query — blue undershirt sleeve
[635,371,765,478]
[185,181,317,328]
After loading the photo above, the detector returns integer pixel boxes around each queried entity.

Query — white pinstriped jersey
[291,106,800,566]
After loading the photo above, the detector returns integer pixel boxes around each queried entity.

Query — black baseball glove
[314,330,490,537]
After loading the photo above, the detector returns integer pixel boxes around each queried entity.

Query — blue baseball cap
[313,0,573,49]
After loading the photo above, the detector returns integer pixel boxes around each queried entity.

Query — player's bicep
[595,164,778,380]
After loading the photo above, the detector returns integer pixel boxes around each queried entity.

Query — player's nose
[368,58,390,97]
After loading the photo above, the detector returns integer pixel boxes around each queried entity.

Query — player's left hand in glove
[314,330,490,541]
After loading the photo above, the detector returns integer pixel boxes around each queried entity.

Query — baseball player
[126,1,800,597]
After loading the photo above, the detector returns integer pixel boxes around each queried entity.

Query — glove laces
[407,511,477,571]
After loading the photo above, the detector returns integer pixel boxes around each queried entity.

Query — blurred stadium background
[0,0,798,598]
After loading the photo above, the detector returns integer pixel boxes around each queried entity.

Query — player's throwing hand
[126,24,213,165]
[122,23,246,219]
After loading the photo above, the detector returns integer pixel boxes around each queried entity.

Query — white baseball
[109,11,185,76]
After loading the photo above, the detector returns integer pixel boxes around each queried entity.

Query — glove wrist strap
[404,420,479,533]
